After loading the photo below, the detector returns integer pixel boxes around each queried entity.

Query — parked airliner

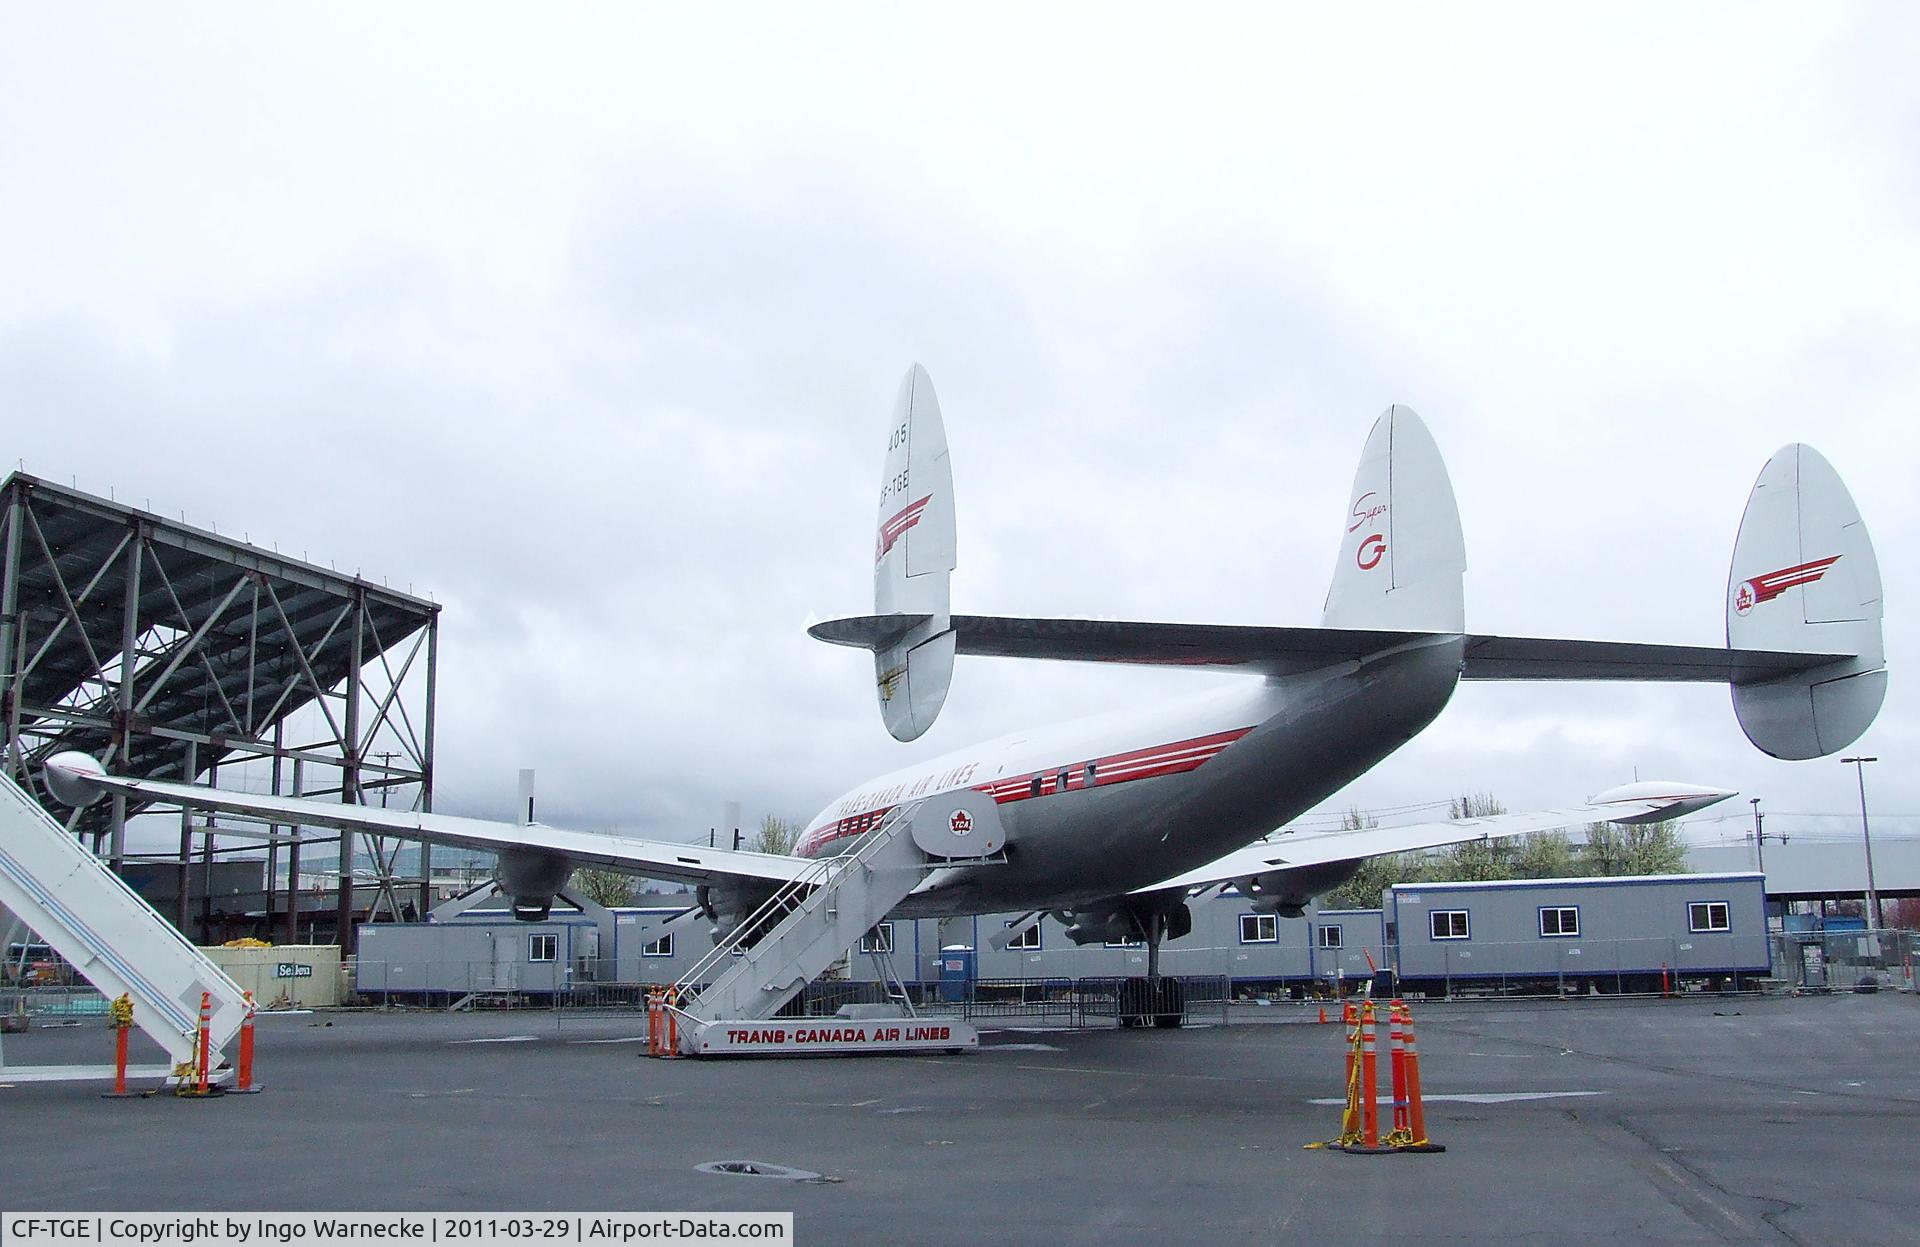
[46,366,1885,970]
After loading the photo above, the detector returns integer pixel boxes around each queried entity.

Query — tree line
[1320,791,1689,911]
[570,814,800,907]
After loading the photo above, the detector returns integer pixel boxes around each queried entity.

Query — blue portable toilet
[938,945,976,1002]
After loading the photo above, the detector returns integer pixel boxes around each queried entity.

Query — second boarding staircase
[0,771,250,1079]
[666,800,981,1056]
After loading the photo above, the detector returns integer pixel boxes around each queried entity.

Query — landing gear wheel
[1151,976,1186,1028]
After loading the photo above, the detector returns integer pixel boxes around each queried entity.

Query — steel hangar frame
[0,472,439,952]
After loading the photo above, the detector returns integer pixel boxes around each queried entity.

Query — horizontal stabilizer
[1457,634,1849,683]
[1136,782,1737,895]
[810,615,1850,683]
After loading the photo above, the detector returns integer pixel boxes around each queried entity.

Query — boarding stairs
[667,800,976,1055]
[0,771,249,1080]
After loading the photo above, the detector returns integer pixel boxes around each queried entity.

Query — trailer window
[642,933,674,957]
[528,933,557,962]
[1429,910,1470,940]
[1539,907,1580,938]
[1239,914,1277,944]
[1317,924,1343,950]
[1004,920,1042,950]
[1688,901,1731,933]
[858,922,895,954]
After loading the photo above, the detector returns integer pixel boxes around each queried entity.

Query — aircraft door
[910,790,1006,859]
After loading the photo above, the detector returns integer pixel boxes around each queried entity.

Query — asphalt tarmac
[1,994,1914,1245]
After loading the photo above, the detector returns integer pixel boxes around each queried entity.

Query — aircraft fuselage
[798,636,1466,916]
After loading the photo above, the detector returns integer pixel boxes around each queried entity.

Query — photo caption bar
[2,1216,791,1247]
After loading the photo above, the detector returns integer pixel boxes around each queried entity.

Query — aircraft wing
[61,769,812,889]
[809,615,1847,682]
[1133,784,1736,895]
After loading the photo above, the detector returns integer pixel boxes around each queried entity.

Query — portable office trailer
[1387,872,1770,994]
[855,896,1385,992]
[348,894,1382,999]
[354,906,701,999]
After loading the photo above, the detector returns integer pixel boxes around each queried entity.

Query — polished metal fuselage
[805,637,1466,918]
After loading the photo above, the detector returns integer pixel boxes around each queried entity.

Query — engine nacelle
[698,880,788,948]
[1238,860,1365,918]
[498,847,575,922]
[1053,895,1193,947]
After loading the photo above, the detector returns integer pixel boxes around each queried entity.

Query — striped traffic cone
[1399,1003,1445,1153]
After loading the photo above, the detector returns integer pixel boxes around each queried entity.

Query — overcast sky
[3,5,1915,859]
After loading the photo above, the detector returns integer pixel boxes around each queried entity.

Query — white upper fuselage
[798,681,1275,856]
[795,638,1468,917]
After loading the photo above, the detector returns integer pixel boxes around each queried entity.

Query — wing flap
[75,773,812,889]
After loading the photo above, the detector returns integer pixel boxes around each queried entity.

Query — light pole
[1840,756,1880,932]
[1749,798,1766,878]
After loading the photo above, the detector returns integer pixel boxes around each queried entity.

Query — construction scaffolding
[0,472,439,952]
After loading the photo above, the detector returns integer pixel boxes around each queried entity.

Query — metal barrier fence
[345,962,1243,1026]
[1,984,110,1019]
[1075,975,1232,1026]
[1769,928,1918,992]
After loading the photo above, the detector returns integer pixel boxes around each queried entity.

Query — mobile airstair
[666,797,1002,1056]
[0,771,249,1082]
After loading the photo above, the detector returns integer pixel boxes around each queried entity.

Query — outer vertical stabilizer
[1322,406,1466,633]
[1727,445,1886,759]
[872,365,957,741]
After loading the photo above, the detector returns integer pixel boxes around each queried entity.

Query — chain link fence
[1769,928,1917,992]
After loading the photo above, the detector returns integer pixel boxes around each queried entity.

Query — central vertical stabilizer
[1321,406,1466,633]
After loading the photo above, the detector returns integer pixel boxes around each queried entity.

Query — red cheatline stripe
[983,727,1253,805]
[796,725,1255,853]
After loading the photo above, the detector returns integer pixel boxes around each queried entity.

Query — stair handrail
[672,799,926,1010]
[672,856,834,1001]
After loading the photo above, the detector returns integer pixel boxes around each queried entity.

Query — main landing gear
[1118,908,1187,1029]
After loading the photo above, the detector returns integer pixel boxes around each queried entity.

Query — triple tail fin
[1727,444,1886,759]
[1321,405,1466,633]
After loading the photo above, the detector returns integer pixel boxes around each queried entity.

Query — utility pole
[1749,798,1766,878]
[1840,756,1881,932]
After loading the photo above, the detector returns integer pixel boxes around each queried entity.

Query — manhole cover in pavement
[696,1161,824,1181]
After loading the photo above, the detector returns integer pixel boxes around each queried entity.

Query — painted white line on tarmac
[449,1035,539,1044]
[1308,1090,1605,1106]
